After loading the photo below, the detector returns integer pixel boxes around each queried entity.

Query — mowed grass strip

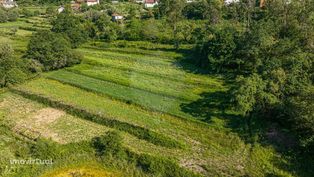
[11,80,183,148]
[82,45,182,59]
[46,70,197,120]
[66,64,204,101]
[77,48,174,66]
[83,54,223,88]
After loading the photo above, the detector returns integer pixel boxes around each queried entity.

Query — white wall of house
[86,0,99,6]
[58,7,65,13]
[113,16,123,21]
[144,2,157,8]
[1,0,17,8]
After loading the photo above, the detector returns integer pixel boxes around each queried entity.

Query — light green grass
[46,70,199,120]
[67,63,206,101]
[14,78,296,176]
[81,49,222,87]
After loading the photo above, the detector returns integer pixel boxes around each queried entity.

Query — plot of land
[2,42,294,176]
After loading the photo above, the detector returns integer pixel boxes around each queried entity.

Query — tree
[124,18,142,41]
[52,8,88,48]
[285,89,314,152]
[199,26,239,72]
[0,8,8,23]
[159,0,186,48]
[26,31,82,71]
[0,44,27,87]
[182,1,207,20]
[7,9,19,22]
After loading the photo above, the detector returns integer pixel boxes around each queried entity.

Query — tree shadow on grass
[180,90,248,139]
[181,90,314,177]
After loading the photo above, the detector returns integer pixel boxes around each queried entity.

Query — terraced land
[2,42,297,176]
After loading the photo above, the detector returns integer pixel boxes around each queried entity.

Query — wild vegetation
[0,0,313,177]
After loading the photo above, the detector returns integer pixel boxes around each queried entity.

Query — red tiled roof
[145,0,156,3]
[112,13,122,16]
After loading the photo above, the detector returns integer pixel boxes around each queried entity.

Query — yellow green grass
[13,77,295,176]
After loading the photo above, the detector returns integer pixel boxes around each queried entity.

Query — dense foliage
[26,30,82,71]
[195,1,314,153]
[0,8,19,23]
[0,44,27,87]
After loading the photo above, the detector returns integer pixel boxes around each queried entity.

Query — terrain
[0,7,313,177]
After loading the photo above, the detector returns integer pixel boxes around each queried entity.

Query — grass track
[46,70,198,120]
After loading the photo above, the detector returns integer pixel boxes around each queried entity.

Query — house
[259,0,265,7]
[135,0,144,3]
[224,0,239,5]
[58,6,65,13]
[144,0,158,8]
[0,0,17,8]
[71,1,81,11]
[86,0,99,6]
[224,0,266,7]
[69,0,99,11]
[112,13,123,21]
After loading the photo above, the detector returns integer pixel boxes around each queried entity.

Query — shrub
[92,131,126,158]
[31,138,64,159]
[135,154,200,177]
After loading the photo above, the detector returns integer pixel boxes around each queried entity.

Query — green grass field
[0,15,310,175]
[1,40,303,176]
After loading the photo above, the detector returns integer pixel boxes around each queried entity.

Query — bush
[21,8,34,17]
[92,131,126,158]
[31,138,64,159]
[136,154,200,177]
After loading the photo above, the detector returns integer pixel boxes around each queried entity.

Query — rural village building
[58,6,65,13]
[112,13,123,21]
[86,0,100,6]
[58,0,100,12]
[224,0,266,7]
[0,0,17,8]
[144,0,158,8]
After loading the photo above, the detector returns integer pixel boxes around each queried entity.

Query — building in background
[144,0,158,8]
[0,0,17,8]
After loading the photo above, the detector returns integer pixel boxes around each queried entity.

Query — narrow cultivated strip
[83,56,223,88]
[66,67,198,101]
[46,70,197,120]
[11,87,184,149]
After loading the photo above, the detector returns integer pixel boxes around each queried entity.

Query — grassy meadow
[0,15,311,177]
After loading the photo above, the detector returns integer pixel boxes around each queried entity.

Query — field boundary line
[65,68,194,102]
[45,76,210,127]
[10,87,184,149]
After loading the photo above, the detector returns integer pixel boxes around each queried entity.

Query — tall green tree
[26,31,82,71]
[0,44,26,87]
[52,7,88,48]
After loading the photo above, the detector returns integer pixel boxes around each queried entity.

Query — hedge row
[10,88,184,149]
